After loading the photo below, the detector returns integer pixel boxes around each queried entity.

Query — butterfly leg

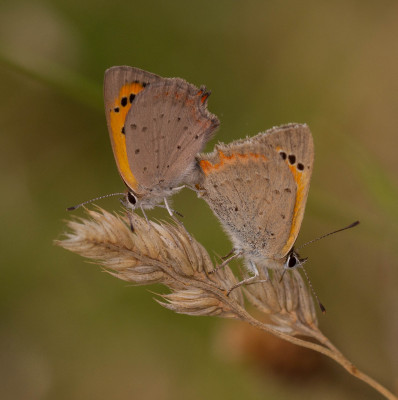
[161,196,194,241]
[209,250,242,275]
[221,248,236,260]
[158,202,184,218]
[163,197,174,217]
[164,185,186,214]
[140,204,150,224]
[226,262,268,296]
[168,186,186,216]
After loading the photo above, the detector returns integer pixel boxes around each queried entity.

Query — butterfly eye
[287,253,298,269]
[127,192,137,206]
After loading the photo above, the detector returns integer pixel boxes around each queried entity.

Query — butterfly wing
[124,79,219,194]
[104,66,162,192]
[198,123,314,260]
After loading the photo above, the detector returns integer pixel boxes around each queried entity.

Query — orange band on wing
[200,150,267,175]
[281,163,306,255]
[109,82,145,190]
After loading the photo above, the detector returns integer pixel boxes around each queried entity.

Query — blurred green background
[1,0,397,399]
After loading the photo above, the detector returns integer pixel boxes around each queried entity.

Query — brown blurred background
[1,1,397,399]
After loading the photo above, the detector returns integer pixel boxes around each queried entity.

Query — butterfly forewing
[104,66,162,192]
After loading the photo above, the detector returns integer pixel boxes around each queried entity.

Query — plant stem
[233,306,397,400]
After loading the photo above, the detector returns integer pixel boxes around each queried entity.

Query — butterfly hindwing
[124,79,219,192]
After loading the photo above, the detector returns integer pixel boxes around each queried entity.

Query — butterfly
[103,66,219,216]
[196,123,314,290]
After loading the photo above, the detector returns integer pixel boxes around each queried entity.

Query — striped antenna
[67,193,126,211]
[296,221,360,251]
[300,264,326,314]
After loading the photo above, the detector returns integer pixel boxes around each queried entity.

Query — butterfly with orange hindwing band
[196,123,314,293]
[103,66,219,221]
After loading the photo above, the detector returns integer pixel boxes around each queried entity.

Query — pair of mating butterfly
[74,66,356,303]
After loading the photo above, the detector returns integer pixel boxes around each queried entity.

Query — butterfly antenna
[296,221,360,251]
[67,193,126,211]
[300,264,326,314]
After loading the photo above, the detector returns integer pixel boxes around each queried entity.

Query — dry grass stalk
[57,207,397,400]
